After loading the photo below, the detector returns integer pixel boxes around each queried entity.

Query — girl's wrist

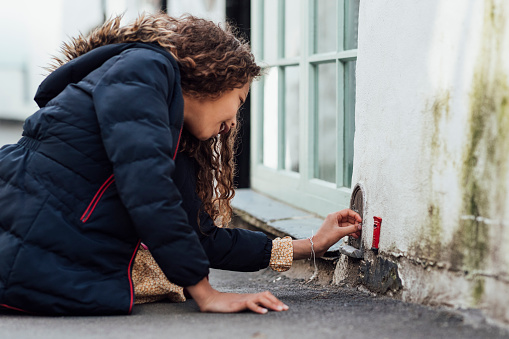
[311,234,328,256]
[186,277,218,308]
[292,238,322,260]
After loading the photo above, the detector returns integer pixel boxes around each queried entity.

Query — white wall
[168,0,225,23]
[0,0,226,122]
[351,0,509,323]
[0,0,163,122]
[0,0,103,121]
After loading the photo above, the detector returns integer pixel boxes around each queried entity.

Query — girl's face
[183,83,250,141]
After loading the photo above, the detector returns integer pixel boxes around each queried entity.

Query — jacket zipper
[80,174,115,223]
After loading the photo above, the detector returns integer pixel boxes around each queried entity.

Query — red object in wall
[372,216,382,253]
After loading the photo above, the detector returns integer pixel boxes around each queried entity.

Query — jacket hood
[34,42,172,108]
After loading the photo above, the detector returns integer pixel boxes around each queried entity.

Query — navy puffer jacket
[0,42,271,316]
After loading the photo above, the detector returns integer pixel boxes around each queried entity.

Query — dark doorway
[226,0,251,189]
[160,0,168,13]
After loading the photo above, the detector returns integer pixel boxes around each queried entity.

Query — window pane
[263,67,279,169]
[315,0,337,53]
[263,0,279,62]
[284,66,300,172]
[315,63,336,182]
[344,0,360,50]
[343,60,356,187]
[284,0,300,58]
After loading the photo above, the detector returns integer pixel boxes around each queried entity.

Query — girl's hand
[293,209,362,259]
[313,209,362,257]
[186,277,288,314]
[199,290,288,314]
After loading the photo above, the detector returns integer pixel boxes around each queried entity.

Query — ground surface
[1,268,508,339]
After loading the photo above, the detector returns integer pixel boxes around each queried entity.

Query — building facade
[1,0,508,324]
[249,0,509,324]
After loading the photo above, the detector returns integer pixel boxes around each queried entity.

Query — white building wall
[0,0,162,122]
[168,0,225,23]
[0,0,226,123]
[0,0,103,121]
[350,0,509,322]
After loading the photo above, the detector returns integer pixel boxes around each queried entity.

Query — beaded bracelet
[308,233,318,281]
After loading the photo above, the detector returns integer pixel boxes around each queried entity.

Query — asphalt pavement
[1,268,508,339]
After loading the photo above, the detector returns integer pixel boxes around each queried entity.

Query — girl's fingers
[242,292,288,314]
[339,224,360,237]
[246,299,268,314]
[258,296,279,311]
[335,210,362,228]
[345,209,362,222]
[339,220,362,228]
[348,214,362,224]
[258,295,288,312]
[262,291,288,311]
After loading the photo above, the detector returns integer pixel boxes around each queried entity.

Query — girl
[0,13,362,316]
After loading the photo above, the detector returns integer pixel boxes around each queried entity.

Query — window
[250,0,359,216]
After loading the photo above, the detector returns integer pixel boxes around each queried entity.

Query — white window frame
[250,0,358,217]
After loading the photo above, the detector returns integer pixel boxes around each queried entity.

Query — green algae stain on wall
[431,91,451,156]
[420,204,444,261]
[409,92,450,263]
[449,0,509,304]
[410,203,445,262]
[472,277,486,305]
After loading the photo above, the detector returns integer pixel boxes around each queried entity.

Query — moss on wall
[431,91,451,155]
[408,0,508,307]
[411,204,444,262]
[448,0,509,305]
[472,277,486,305]
[410,91,450,263]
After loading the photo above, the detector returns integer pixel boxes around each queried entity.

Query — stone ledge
[231,188,343,254]
[231,189,404,296]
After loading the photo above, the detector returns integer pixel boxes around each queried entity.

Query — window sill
[231,188,344,255]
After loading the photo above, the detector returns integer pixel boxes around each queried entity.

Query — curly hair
[50,12,262,227]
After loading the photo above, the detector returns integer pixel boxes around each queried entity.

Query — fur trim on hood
[48,13,177,73]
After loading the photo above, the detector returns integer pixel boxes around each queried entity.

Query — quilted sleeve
[174,153,273,272]
[92,48,209,287]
